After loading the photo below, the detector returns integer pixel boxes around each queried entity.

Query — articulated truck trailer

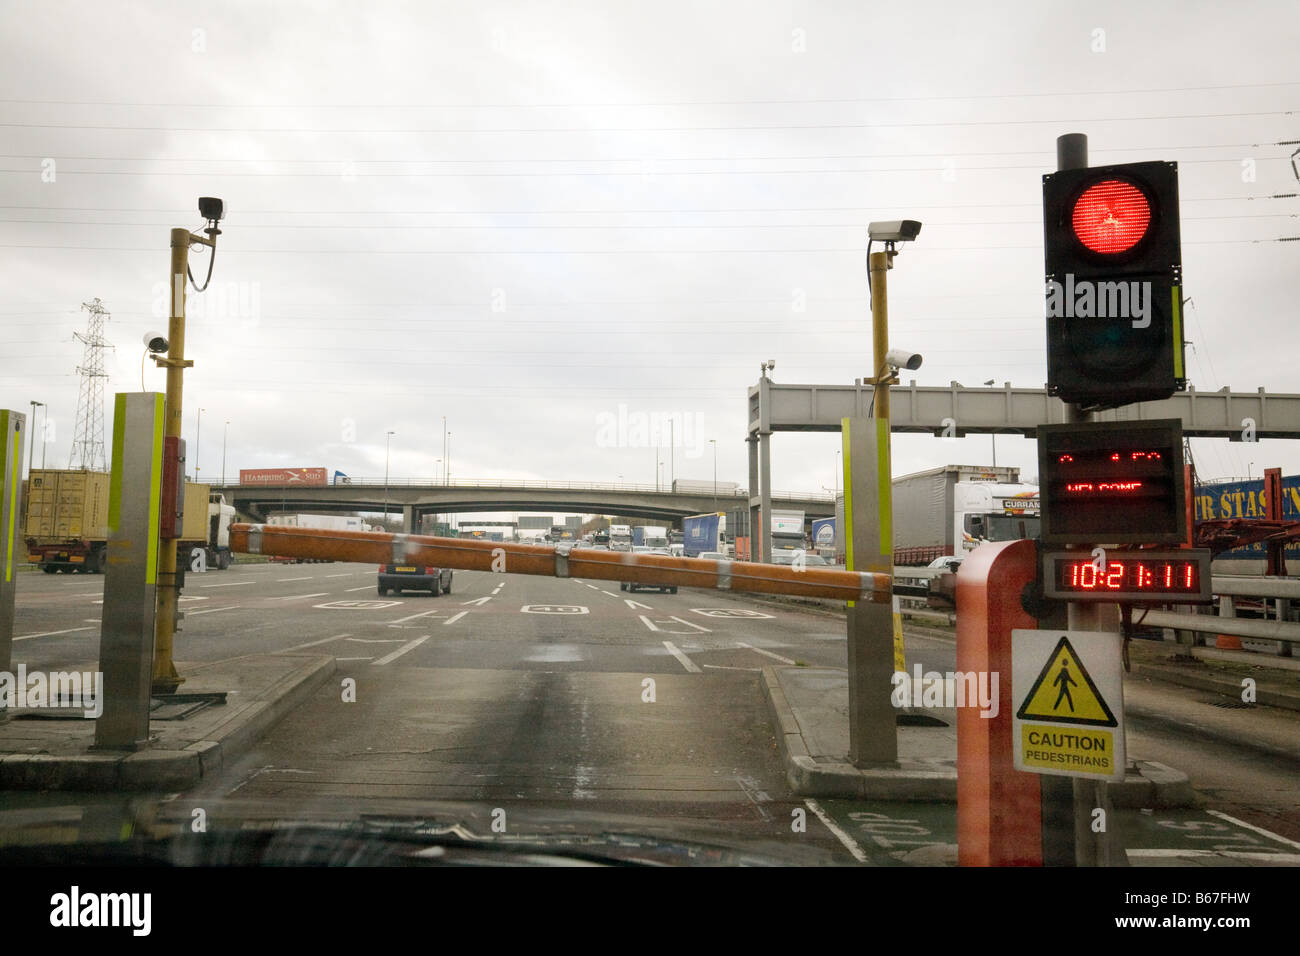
[24,469,235,572]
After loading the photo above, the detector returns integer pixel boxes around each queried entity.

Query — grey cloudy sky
[2,0,1297,509]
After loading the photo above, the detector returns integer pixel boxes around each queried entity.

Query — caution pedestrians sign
[1012,630,1125,781]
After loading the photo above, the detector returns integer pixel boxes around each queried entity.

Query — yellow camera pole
[868,249,907,675]
[151,227,203,693]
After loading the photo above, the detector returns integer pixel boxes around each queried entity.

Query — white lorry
[832,465,1040,565]
[608,523,633,551]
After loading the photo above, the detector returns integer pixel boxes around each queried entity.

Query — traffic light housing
[1043,160,1185,408]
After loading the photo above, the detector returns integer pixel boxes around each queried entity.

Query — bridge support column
[402,505,415,534]
[747,433,760,562]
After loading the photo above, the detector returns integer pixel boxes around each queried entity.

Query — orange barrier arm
[228,524,892,604]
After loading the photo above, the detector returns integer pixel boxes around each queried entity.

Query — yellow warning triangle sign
[1016,635,1117,727]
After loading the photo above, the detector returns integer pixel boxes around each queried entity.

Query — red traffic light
[1071,179,1151,254]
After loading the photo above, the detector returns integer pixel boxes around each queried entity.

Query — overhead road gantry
[745,378,1300,563]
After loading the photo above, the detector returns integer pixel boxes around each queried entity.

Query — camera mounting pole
[152,208,221,695]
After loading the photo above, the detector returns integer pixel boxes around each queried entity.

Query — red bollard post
[956,538,1043,866]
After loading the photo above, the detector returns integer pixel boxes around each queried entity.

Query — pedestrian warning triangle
[1015,635,1117,727]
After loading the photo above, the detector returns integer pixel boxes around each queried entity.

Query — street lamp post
[28,401,43,478]
[385,430,395,528]
[195,407,205,480]
[710,439,717,511]
[40,404,47,469]
[984,380,997,467]
[221,420,229,486]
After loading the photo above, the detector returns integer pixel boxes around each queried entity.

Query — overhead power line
[0,78,1295,108]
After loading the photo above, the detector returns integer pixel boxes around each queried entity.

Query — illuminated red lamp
[1071,179,1152,255]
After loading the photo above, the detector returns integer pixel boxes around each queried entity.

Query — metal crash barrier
[228,524,893,604]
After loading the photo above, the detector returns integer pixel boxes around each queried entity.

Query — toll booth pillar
[95,393,166,750]
[956,538,1043,866]
[0,409,27,722]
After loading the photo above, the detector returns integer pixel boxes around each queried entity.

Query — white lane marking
[14,625,95,642]
[462,596,491,606]
[200,580,257,588]
[347,637,408,644]
[444,611,468,625]
[386,608,441,625]
[335,657,375,661]
[272,592,331,600]
[703,664,761,672]
[625,599,653,610]
[668,616,709,633]
[1127,849,1300,863]
[1205,809,1300,850]
[735,774,773,822]
[324,572,355,578]
[805,798,870,864]
[186,605,242,616]
[639,615,660,632]
[344,585,375,592]
[662,641,701,673]
[276,576,314,582]
[373,635,430,666]
[736,641,796,665]
[275,632,351,654]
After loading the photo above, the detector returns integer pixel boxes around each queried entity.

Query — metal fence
[220,476,834,500]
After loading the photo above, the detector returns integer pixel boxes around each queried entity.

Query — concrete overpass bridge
[214,477,835,533]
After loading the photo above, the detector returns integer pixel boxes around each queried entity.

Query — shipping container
[24,469,111,542]
[24,471,230,572]
[238,467,329,486]
[1195,474,1300,575]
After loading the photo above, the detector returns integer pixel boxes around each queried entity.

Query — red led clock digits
[1063,559,1196,593]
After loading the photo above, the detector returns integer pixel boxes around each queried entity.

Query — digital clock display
[1042,550,1212,603]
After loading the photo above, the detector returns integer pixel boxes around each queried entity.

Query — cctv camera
[143,331,169,353]
[198,197,226,221]
[868,220,923,243]
[885,348,923,371]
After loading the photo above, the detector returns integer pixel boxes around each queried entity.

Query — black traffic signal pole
[1046,133,1128,868]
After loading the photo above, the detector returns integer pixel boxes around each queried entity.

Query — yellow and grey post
[0,410,27,721]
[842,416,898,765]
[869,249,907,675]
[153,227,196,694]
[95,393,166,749]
